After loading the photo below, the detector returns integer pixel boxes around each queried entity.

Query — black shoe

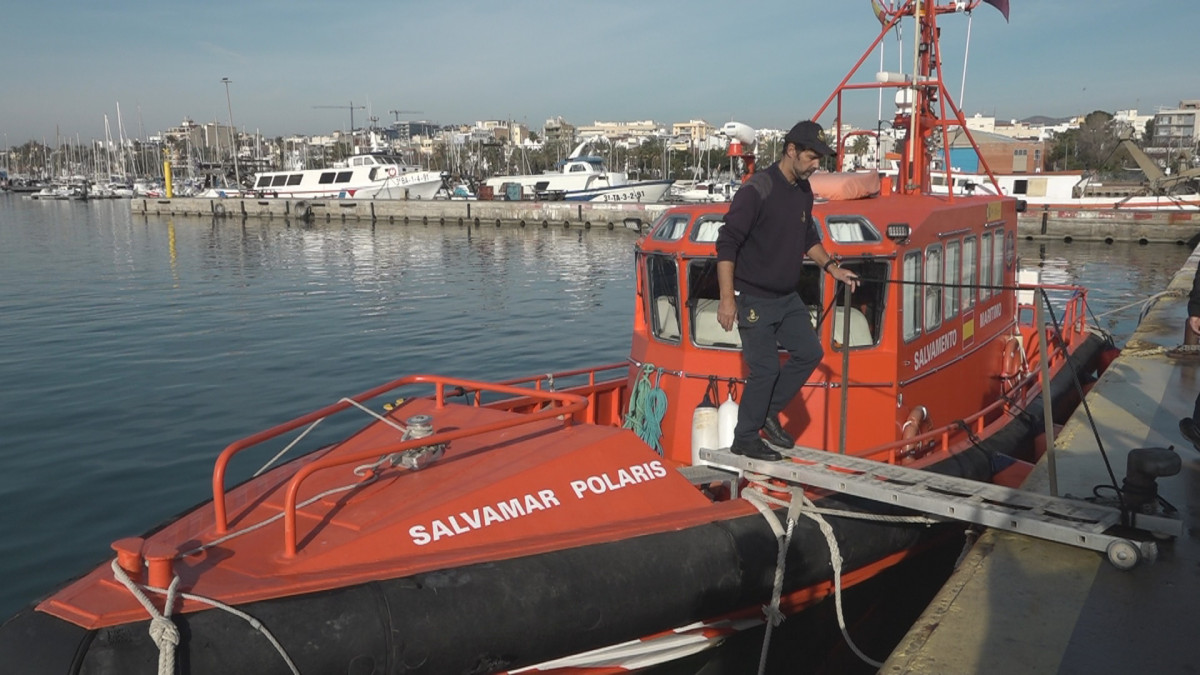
[761,414,795,448]
[731,437,783,461]
[1180,418,1200,452]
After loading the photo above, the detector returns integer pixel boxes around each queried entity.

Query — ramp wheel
[1106,539,1141,571]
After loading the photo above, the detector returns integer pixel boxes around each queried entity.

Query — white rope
[742,473,936,525]
[254,418,324,477]
[109,560,181,675]
[337,397,408,433]
[1090,290,1177,321]
[1123,344,1200,358]
[743,489,802,675]
[146,585,302,675]
[109,558,302,675]
[255,396,408,477]
[742,484,892,670]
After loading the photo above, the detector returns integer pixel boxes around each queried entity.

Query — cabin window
[824,216,882,244]
[924,245,943,332]
[688,259,739,349]
[902,250,922,342]
[963,236,977,309]
[980,233,993,302]
[256,176,272,188]
[797,264,824,327]
[992,229,1006,290]
[651,213,690,241]
[271,175,288,187]
[646,255,681,342]
[691,215,726,243]
[336,171,353,183]
[287,174,303,186]
[569,164,587,173]
[945,240,961,320]
[831,260,888,349]
[1012,180,1028,195]
[319,172,336,184]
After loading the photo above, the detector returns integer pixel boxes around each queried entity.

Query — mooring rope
[740,477,937,672]
[109,560,181,675]
[743,488,802,675]
[109,559,301,675]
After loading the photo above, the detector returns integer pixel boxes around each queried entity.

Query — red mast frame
[813,0,1002,197]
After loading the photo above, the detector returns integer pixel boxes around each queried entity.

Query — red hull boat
[0,3,1112,673]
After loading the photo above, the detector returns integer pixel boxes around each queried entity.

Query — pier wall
[131,198,1200,244]
[132,197,671,231]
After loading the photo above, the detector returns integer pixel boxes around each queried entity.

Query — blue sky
[3,0,1196,144]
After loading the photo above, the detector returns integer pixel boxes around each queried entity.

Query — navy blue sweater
[715,163,820,298]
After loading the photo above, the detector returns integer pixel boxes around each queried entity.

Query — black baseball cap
[784,120,835,156]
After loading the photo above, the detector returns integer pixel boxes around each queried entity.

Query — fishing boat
[207,153,445,200]
[483,145,673,203]
[0,3,1117,673]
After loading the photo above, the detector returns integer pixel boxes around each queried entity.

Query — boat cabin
[555,156,607,175]
[630,182,1028,468]
[251,154,423,192]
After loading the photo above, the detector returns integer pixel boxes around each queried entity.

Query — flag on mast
[982,0,1010,22]
[870,0,888,25]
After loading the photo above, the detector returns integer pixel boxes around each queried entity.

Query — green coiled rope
[624,363,667,455]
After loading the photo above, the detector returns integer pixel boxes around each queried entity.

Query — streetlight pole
[222,77,241,188]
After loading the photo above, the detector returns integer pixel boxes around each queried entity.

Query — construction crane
[388,109,423,122]
[313,102,367,132]
[1118,133,1200,196]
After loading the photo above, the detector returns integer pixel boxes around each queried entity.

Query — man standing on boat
[1179,263,1200,452]
[716,120,859,461]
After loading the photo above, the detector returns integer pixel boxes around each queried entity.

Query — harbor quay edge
[130,197,1200,244]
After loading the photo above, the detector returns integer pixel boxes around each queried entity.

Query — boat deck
[882,249,1200,674]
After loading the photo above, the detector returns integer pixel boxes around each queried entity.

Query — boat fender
[1097,346,1120,375]
[691,379,720,466]
[901,405,929,456]
[717,381,739,450]
[294,200,313,222]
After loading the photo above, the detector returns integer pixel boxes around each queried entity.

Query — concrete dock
[127,197,1200,245]
[881,251,1200,674]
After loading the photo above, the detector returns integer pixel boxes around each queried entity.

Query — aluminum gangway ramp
[698,446,1181,569]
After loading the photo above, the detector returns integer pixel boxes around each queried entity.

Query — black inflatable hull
[0,334,1104,674]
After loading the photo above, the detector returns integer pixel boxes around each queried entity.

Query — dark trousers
[734,292,823,442]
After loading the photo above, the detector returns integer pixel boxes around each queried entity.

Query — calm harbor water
[0,193,1191,658]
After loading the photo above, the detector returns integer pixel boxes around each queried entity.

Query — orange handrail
[279,375,589,557]
[863,285,1091,465]
[211,372,590,536]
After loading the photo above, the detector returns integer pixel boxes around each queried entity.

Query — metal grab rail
[1015,284,1089,361]
[279,375,588,557]
[211,373,590,540]
[864,285,1091,465]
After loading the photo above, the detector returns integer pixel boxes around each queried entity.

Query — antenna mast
[813,0,1003,196]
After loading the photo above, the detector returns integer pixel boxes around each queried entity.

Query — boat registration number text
[598,190,647,202]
